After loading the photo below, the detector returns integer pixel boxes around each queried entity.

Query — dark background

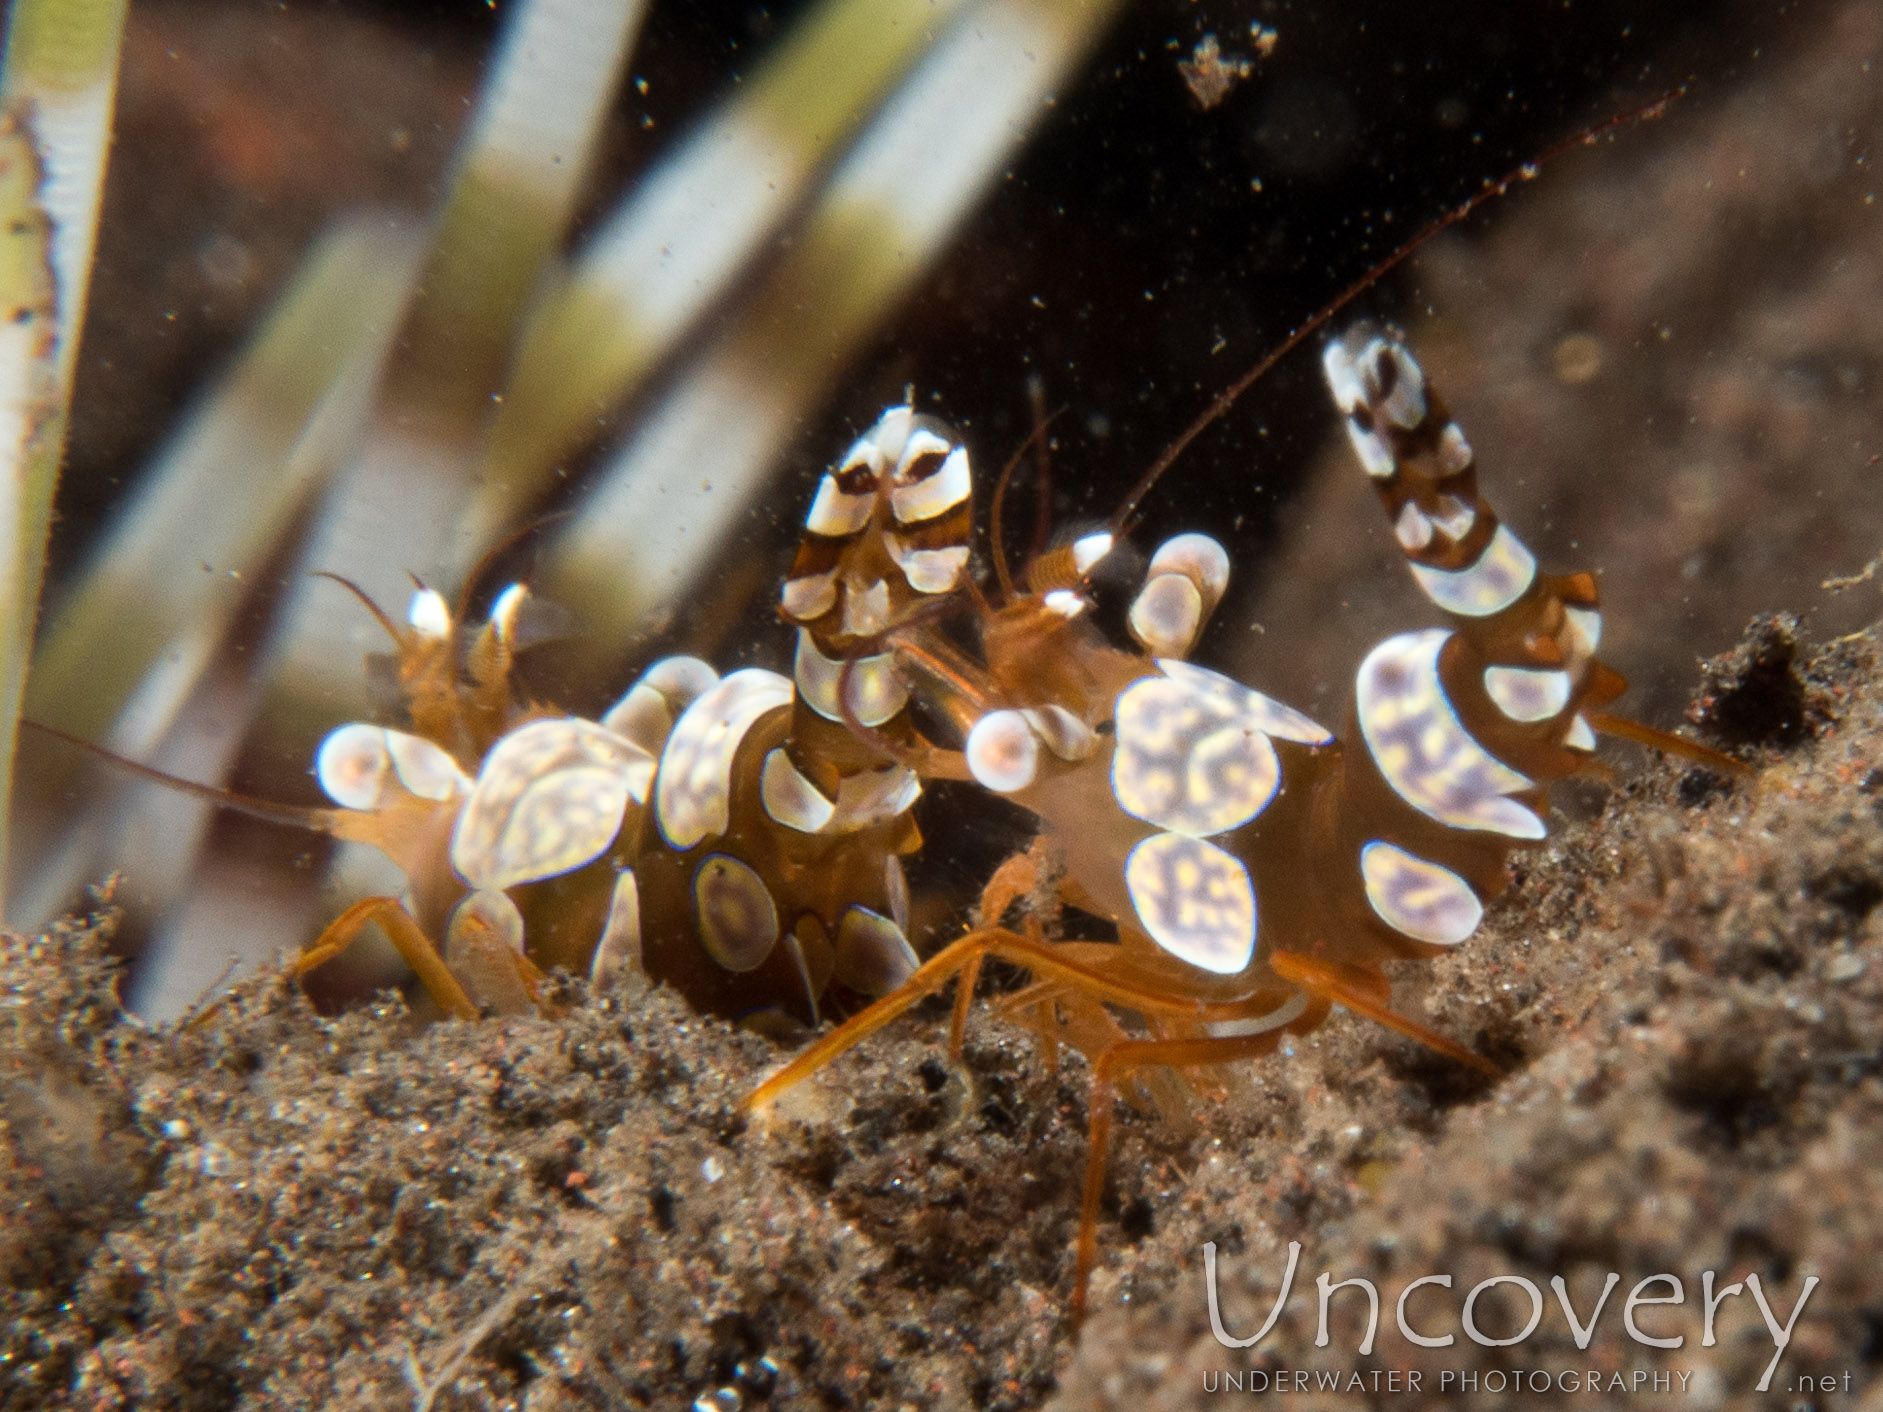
[63,0,1772,609]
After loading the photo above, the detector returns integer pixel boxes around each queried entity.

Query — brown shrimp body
[744,324,1736,1320]
[304,583,659,1017]
[628,406,977,1025]
[1318,327,1623,957]
[287,406,981,1026]
[630,688,921,1025]
[952,328,1620,1008]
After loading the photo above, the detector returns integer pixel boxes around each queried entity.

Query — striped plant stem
[0,0,127,916]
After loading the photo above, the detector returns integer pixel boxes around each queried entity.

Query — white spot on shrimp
[588,869,644,988]
[1483,665,1572,723]
[833,907,919,995]
[760,747,836,834]
[1356,630,1545,839]
[804,474,874,537]
[793,629,908,727]
[407,587,451,640]
[693,853,779,972]
[890,443,971,524]
[1072,531,1115,575]
[1409,523,1537,617]
[1393,502,1435,552]
[1123,833,1258,974]
[779,569,838,620]
[655,670,793,850]
[1129,574,1204,659]
[967,710,1039,794]
[1360,840,1483,945]
[1565,605,1603,654]
[455,718,652,890]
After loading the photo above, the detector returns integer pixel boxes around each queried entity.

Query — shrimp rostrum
[746,325,1744,1319]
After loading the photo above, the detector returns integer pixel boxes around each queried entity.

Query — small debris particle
[1828,952,1866,981]
[1179,33,1255,110]
[1552,331,1604,385]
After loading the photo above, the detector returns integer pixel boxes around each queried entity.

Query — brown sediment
[11,2,1883,1406]
[2,615,1879,1409]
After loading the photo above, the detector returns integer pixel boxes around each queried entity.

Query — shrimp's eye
[966,710,1039,794]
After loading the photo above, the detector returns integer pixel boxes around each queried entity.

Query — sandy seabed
[8,1,1883,1407]
[5,617,1883,1410]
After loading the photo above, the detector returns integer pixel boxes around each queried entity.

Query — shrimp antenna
[311,571,403,647]
[1107,89,1684,538]
[987,405,1065,603]
[22,721,341,835]
[1026,376,1056,565]
[452,511,573,628]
